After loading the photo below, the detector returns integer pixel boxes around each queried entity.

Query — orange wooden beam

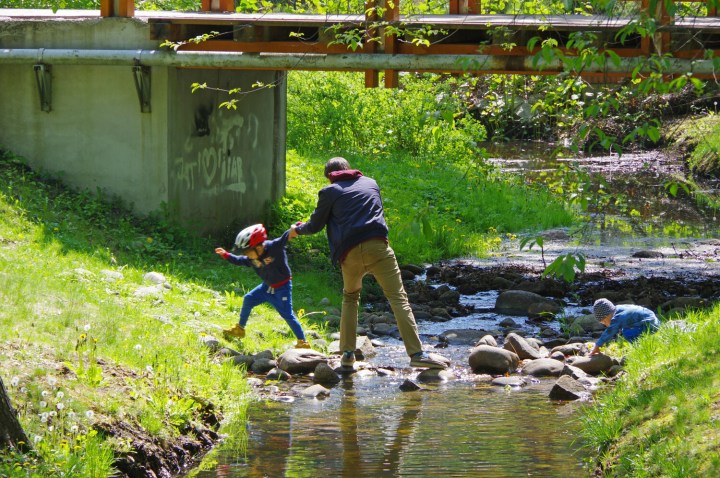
[100,0,134,17]
[365,0,380,88]
[383,0,399,88]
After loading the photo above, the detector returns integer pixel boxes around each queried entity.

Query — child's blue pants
[239,281,306,340]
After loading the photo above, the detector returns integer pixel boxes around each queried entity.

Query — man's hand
[215,247,230,259]
[289,222,303,239]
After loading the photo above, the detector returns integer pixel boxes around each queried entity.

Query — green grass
[0,149,332,477]
[579,304,720,477]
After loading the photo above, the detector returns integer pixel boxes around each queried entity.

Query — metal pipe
[0,48,717,75]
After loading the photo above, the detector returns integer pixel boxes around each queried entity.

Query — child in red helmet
[215,224,311,349]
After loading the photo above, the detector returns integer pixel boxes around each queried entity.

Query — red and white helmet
[234,224,267,251]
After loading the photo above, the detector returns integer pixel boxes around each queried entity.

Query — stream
[188,146,719,477]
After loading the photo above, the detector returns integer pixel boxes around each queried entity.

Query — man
[590,298,661,355]
[290,157,449,370]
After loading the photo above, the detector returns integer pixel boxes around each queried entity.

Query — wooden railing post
[100,0,135,17]
[383,0,399,88]
[201,0,236,12]
[365,0,379,88]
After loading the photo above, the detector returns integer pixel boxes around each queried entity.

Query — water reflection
[192,371,588,477]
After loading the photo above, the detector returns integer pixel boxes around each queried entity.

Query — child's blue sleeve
[226,254,252,267]
[596,318,622,347]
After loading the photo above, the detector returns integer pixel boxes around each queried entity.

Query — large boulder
[441,329,494,345]
[277,349,328,374]
[549,375,588,401]
[495,290,562,316]
[521,358,566,377]
[503,333,546,360]
[327,336,377,360]
[566,354,616,375]
[468,345,520,374]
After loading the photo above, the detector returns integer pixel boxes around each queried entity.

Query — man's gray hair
[324,157,351,177]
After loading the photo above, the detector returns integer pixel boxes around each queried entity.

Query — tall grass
[284,71,576,263]
[579,304,720,477]
[0,149,332,477]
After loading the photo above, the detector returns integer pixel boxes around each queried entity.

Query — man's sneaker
[223,324,245,339]
[340,350,356,369]
[295,339,312,349]
[410,351,450,370]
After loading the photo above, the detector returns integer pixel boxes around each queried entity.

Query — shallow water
[188,145,718,477]
[486,143,720,243]
[192,369,588,478]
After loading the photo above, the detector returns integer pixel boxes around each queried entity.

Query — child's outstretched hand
[215,247,230,259]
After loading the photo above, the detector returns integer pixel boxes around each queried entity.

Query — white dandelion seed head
[47,377,57,388]
[83,324,91,332]
[85,410,94,419]
[39,401,47,409]
[145,365,154,373]
[39,413,48,423]
[67,411,76,420]
[41,390,50,398]
[49,411,57,417]
[56,402,65,410]
[10,376,19,387]
[33,435,42,444]
[70,425,79,433]
[20,387,27,393]
[47,425,53,432]
[134,344,142,351]
[56,391,64,400]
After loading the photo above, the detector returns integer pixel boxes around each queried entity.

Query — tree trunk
[0,376,30,452]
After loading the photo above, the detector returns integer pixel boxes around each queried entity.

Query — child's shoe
[223,324,245,339]
[295,339,312,349]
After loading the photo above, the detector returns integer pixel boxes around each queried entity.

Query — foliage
[0,148,337,475]
[283,71,576,263]
[580,304,720,477]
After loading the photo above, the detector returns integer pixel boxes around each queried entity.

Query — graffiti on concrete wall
[174,107,262,195]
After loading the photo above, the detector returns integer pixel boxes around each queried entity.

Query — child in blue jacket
[215,224,310,349]
[590,298,660,355]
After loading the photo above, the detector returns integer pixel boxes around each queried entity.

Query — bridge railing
[95,0,720,86]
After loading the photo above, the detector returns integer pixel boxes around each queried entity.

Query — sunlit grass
[579,304,720,477]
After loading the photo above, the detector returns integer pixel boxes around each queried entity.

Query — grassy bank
[580,303,720,477]
[0,127,575,476]
[0,150,336,476]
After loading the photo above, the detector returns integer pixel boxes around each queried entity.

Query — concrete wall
[0,15,286,235]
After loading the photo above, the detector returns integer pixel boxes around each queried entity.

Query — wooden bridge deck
[3,3,720,85]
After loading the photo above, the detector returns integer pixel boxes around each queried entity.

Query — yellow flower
[146,237,153,243]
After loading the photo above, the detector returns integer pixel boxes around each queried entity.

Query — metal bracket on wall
[132,63,151,113]
[33,64,52,112]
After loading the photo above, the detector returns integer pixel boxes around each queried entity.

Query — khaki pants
[340,239,422,357]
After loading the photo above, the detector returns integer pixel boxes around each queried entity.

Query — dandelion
[48,377,58,388]
[67,411,76,420]
[134,344,142,351]
[10,376,19,387]
[48,426,54,432]
[41,391,50,398]
[39,413,49,423]
[83,324,91,332]
[146,365,154,373]
[56,403,65,411]
[49,411,57,417]
[20,387,27,393]
[33,435,42,444]
[85,410,94,419]
[39,401,47,409]
[56,391,64,400]
[70,425,79,434]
